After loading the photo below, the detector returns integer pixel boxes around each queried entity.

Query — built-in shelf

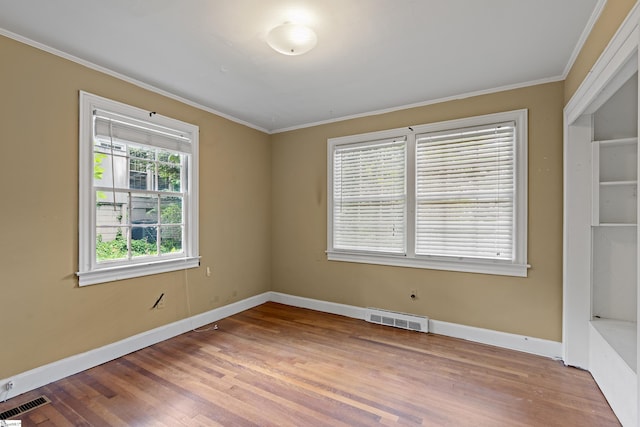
[600,180,638,186]
[591,318,637,372]
[596,137,638,146]
[588,80,639,425]
[564,24,639,426]
[592,138,638,226]
[589,319,638,427]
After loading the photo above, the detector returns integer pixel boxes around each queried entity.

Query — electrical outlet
[6,380,14,391]
[410,289,418,300]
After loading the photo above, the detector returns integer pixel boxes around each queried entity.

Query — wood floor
[1,302,619,426]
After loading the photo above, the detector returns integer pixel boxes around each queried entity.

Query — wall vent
[0,396,51,420]
[365,308,429,333]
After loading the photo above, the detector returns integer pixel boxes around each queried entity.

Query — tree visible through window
[78,92,199,286]
[94,144,184,261]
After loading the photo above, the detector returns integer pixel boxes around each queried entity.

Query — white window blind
[94,109,192,154]
[333,138,406,253]
[415,122,515,260]
[327,109,527,277]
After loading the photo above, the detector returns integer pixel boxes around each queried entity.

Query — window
[327,110,528,277]
[78,92,199,286]
[332,137,407,254]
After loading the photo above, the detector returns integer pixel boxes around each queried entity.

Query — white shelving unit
[591,318,637,371]
[591,75,638,330]
[588,75,638,426]
[591,129,638,370]
[592,137,638,226]
[563,10,640,422]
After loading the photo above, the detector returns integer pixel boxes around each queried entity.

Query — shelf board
[594,223,637,227]
[590,318,637,372]
[600,180,638,186]
[595,137,638,146]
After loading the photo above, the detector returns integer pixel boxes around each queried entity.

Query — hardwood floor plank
[128,345,353,426]
[105,358,254,426]
[0,302,621,426]
[58,376,129,426]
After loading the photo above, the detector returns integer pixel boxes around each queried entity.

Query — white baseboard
[269,292,368,319]
[428,319,562,359]
[1,291,561,402]
[270,292,562,360]
[0,292,270,402]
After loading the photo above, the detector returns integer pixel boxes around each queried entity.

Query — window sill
[327,251,529,277]
[77,256,200,286]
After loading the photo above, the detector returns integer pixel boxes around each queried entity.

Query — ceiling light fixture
[267,22,317,56]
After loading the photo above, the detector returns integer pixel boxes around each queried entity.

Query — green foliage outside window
[94,153,107,200]
[94,145,184,262]
[96,228,182,261]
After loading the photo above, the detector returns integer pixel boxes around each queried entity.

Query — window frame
[77,91,199,286]
[332,136,408,254]
[327,109,528,277]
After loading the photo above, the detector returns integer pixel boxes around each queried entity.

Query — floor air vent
[366,308,429,333]
[0,396,51,420]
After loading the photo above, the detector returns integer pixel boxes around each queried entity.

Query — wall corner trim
[1,291,562,402]
[562,0,608,79]
[565,2,640,122]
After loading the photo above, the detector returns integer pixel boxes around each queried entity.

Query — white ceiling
[0,0,601,133]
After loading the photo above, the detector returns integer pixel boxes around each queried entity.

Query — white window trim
[327,109,528,277]
[77,91,199,286]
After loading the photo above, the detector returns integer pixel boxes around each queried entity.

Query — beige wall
[1,0,635,379]
[270,0,639,345]
[0,35,272,378]
[565,0,637,104]
[271,82,565,341]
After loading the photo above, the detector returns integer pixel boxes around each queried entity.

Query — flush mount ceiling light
[267,22,317,56]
